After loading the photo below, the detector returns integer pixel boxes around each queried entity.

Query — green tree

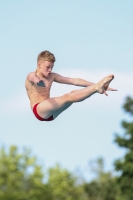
[114,96,133,200]
[83,158,121,200]
[47,163,87,200]
[0,146,87,200]
[0,145,52,200]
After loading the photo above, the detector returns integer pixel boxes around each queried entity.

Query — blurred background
[0,0,133,199]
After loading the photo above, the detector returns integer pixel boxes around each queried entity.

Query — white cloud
[0,88,30,114]
[1,70,132,114]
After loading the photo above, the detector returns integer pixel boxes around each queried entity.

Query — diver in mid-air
[25,50,117,121]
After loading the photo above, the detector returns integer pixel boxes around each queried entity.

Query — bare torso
[25,72,55,109]
[25,63,116,120]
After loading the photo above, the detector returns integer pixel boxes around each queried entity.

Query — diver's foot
[95,74,114,95]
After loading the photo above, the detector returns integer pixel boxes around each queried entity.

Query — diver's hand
[103,87,117,96]
[107,87,117,91]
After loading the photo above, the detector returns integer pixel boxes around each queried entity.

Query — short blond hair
[37,50,55,63]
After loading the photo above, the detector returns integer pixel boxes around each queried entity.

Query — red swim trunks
[33,103,54,121]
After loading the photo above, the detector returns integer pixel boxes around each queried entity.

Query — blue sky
[0,0,133,179]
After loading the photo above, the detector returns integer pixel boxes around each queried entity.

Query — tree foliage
[83,158,121,200]
[114,96,133,200]
[2,96,133,200]
[0,146,87,200]
[47,164,87,200]
[0,146,121,200]
[0,146,51,200]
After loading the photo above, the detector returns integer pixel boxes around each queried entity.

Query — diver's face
[38,60,54,77]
